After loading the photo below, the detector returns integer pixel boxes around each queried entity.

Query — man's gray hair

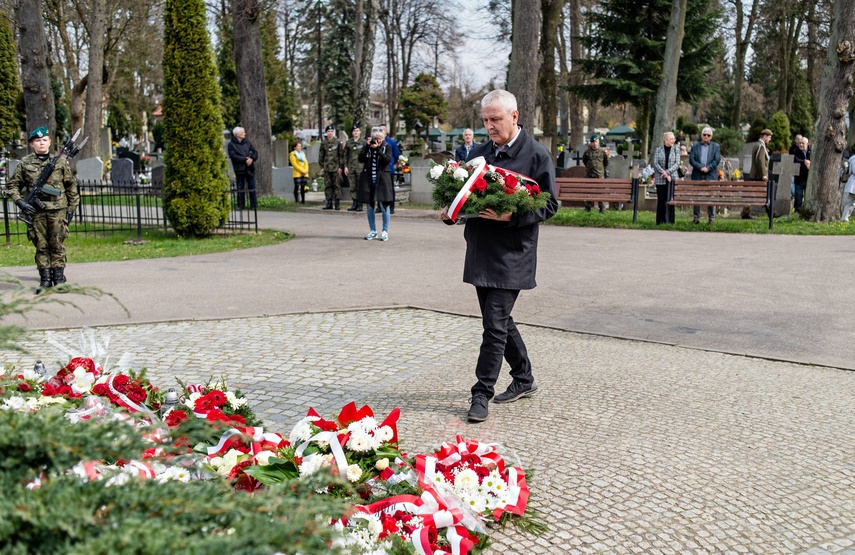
[481,90,518,114]
[702,126,713,135]
[233,126,245,136]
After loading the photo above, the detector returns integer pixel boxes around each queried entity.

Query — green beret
[590,134,599,142]
[28,126,48,141]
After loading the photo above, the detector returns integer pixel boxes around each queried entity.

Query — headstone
[408,155,434,204]
[306,142,320,165]
[608,155,629,179]
[99,128,112,161]
[440,132,448,150]
[770,153,799,215]
[273,139,290,168]
[272,167,293,197]
[111,157,134,186]
[559,166,587,178]
[741,143,755,176]
[150,163,165,189]
[76,157,104,183]
[119,149,141,173]
[571,144,587,167]
[605,142,618,154]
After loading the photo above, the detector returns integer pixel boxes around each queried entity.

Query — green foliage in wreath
[430,162,550,217]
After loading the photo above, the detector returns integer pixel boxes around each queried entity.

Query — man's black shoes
[467,395,489,422]
[493,381,538,404]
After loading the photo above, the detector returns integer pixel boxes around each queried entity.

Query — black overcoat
[460,126,558,290]
[357,143,394,205]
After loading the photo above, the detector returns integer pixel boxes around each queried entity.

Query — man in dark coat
[441,89,559,423]
[227,126,259,210]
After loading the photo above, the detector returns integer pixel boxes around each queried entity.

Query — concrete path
[3,208,855,554]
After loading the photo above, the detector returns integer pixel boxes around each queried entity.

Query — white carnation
[299,453,326,477]
[367,515,383,537]
[430,165,444,179]
[225,391,247,408]
[454,468,480,491]
[453,167,469,181]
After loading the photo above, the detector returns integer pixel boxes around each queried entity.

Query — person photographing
[357,128,393,241]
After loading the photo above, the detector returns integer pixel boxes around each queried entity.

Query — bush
[712,127,744,157]
[682,122,700,138]
[746,117,767,143]
[768,111,791,153]
[161,0,230,237]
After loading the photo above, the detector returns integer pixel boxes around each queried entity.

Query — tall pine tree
[0,14,20,143]
[162,0,230,237]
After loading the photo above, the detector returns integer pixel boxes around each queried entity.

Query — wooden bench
[669,180,773,229]
[555,177,639,223]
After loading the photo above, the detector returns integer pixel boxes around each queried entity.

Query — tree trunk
[652,0,686,144]
[70,75,87,134]
[567,0,584,148]
[730,0,759,129]
[233,0,273,195]
[508,0,542,131]
[352,0,377,128]
[806,0,855,222]
[638,98,651,160]
[539,0,563,159]
[82,0,106,158]
[15,0,55,141]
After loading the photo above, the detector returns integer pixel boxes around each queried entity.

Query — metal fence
[1,180,257,246]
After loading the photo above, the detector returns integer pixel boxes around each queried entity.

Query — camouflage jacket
[319,137,342,173]
[343,138,364,177]
[582,147,609,179]
[7,153,79,211]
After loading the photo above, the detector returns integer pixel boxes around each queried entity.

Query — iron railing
[1,180,257,246]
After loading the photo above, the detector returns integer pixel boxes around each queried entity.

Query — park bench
[555,177,639,223]
[669,180,774,229]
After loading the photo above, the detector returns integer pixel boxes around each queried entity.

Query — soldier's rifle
[18,129,88,226]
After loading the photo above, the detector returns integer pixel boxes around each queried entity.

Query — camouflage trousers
[324,171,341,201]
[26,210,69,269]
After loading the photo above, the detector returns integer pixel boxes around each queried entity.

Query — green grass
[0,228,292,267]
[547,207,855,235]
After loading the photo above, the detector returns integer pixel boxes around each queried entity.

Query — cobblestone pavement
[7,308,855,554]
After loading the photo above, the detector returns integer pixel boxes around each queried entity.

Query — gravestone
[605,142,618,154]
[150,163,165,189]
[306,142,320,165]
[571,144,587,167]
[558,166,587,178]
[111,157,134,186]
[76,157,104,183]
[608,155,629,179]
[440,132,448,150]
[770,153,799,215]
[741,143,755,176]
[273,139,290,168]
[99,128,112,160]
[272,167,293,197]
[408,155,434,204]
[119,149,141,173]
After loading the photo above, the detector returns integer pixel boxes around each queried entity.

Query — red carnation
[474,176,488,192]
[42,383,58,396]
[165,409,188,427]
[111,374,130,392]
[91,383,108,396]
[17,382,32,392]
[208,390,227,406]
[526,184,541,194]
[58,385,73,396]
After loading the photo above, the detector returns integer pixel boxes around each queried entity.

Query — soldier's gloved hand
[66,210,75,223]
[15,199,35,216]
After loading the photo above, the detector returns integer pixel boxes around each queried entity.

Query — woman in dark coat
[357,128,394,241]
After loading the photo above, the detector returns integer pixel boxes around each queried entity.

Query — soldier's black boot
[347,201,358,211]
[334,199,340,210]
[36,268,52,293]
[354,202,362,212]
[322,200,333,210]
[51,267,67,290]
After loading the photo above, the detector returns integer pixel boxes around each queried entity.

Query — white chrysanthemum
[104,471,131,487]
[346,430,372,452]
[346,464,363,482]
[463,492,489,514]
[289,419,317,444]
[366,515,383,537]
[490,477,506,496]
[347,416,378,433]
[70,366,96,394]
[254,450,278,466]
[430,473,447,486]
[185,392,201,409]
[430,165,444,179]
[158,465,192,483]
[375,425,394,442]
[2,396,29,412]
[454,468,480,491]
[299,453,326,477]
[225,391,247,408]
[453,167,469,181]
[485,470,508,495]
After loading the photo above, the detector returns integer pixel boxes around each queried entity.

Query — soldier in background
[7,126,79,292]
[343,123,364,212]
[582,134,608,213]
[319,125,342,210]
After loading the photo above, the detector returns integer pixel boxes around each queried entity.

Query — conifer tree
[162,0,230,237]
[0,14,20,143]
[216,8,241,130]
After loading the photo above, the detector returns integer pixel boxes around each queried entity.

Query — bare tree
[508,0,542,130]
[728,0,760,128]
[351,0,378,127]
[652,0,687,143]
[539,0,564,158]
[565,0,584,148]
[14,0,55,139]
[805,0,855,221]
[81,0,106,158]
[233,0,273,195]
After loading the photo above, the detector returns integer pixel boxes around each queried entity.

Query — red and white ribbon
[294,430,350,475]
[448,159,488,222]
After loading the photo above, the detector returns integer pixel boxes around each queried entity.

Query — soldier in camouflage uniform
[582,134,609,213]
[343,123,364,212]
[318,125,342,210]
[7,126,79,291]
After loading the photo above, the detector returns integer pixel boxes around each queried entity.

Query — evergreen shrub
[768,111,791,153]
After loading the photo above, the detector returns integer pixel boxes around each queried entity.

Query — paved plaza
[3,209,855,554]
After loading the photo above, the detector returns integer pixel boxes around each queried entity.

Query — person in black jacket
[227,127,259,210]
[440,89,559,423]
